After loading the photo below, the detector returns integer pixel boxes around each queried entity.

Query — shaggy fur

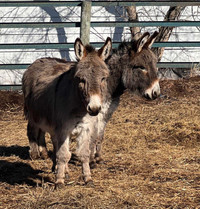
[25,32,160,179]
[92,31,160,163]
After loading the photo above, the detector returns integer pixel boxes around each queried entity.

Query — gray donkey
[70,32,160,167]
[90,31,160,165]
[22,38,112,186]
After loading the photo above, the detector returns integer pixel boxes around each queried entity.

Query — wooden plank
[0,63,199,70]
[0,42,200,50]
[1,21,200,29]
[80,1,91,45]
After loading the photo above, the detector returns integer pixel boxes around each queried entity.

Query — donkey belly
[29,116,54,136]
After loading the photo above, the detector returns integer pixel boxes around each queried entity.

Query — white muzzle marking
[87,94,102,116]
[145,80,160,99]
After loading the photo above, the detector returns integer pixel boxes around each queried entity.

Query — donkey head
[74,37,112,116]
[123,31,160,99]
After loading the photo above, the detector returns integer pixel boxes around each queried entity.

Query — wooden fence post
[80,0,91,45]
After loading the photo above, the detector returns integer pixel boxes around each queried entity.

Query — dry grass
[0,77,200,209]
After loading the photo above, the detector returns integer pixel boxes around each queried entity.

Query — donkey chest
[98,99,118,123]
[70,115,96,139]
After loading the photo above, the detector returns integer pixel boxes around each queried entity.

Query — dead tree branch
[152,6,186,61]
[126,6,141,41]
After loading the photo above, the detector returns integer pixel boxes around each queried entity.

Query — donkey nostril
[98,106,101,112]
[153,91,157,98]
[88,105,92,113]
[145,93,151,100]
[87,105,101,116]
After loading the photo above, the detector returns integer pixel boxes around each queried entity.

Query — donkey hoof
[95,157,104,164]
[89,161,97,169]
[40,150,49,159]
[85,180,95,187]
[55,183,65,190]
[55,179,65,189]
[29,152,40,160]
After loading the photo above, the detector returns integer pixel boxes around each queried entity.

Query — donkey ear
[74,38,85,61]
[136,32,150,53]
[98,37,112,60]
[144,31,159,49]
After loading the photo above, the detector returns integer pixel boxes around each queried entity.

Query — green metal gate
[0,1,199,90]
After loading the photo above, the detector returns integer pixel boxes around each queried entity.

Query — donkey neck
[106,53,129,98]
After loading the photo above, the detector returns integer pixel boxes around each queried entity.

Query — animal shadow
[0,160,50,186]
[0,145,30,160]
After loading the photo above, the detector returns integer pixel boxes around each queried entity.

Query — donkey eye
[133,66,145,69]
[133,66,148,73]
[101,77,106,82]
[80,79,85,84]
[140,68,147,72]
[79,79,86,89]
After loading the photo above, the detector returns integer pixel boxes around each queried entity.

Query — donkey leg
[94,116,107,164]
[89,140,97,169]
[76,133,92,184]
[38,129,48,159]
[95,122,106,164]
[51,136,57,173]
[27,122,40,160]
[95,137,104,164]
[55,135,71,185]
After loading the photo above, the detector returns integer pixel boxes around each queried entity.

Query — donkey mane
[105,42,132,97]
[111,40,138,57]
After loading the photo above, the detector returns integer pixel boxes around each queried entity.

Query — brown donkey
[22,38,112,186]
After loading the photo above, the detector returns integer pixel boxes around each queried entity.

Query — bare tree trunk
[126,6,186,61]
[153,6,186,61]
[126,6,141,41]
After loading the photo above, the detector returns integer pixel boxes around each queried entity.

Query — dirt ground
[0,77,200,209]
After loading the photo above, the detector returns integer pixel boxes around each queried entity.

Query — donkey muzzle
[144,80,160,100]
[87,95,102,116]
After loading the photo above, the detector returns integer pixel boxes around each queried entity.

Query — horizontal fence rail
[0,1,200,7]
[0,61,198,91]
[0,85,22,91]
[0,42,200,50]
[1,63,198,70]
[1,21,200,29]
